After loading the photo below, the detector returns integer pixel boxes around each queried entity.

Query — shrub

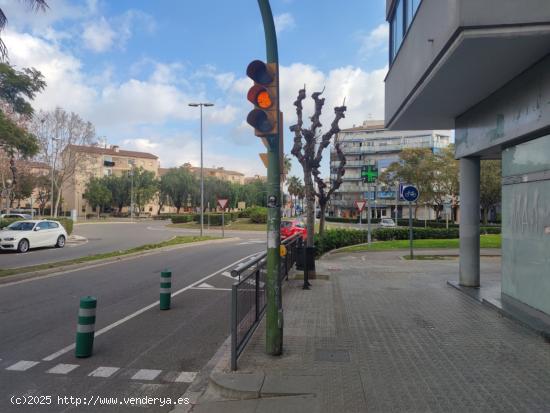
[326,216,380,224]
[171,215,193,224]
[0,218,20,229]
[248,207,267,224]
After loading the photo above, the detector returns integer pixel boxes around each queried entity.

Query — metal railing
[230,233,300,370]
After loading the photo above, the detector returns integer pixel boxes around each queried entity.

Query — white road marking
[6,360,39,371]
[221,271,234,279]
[191,287,232,291]
[175,371,197,383]
[42,251,261,362]
[196,282,214,289]
[131,369,162,381]
[88,366,120,378]
[47,363,79,374]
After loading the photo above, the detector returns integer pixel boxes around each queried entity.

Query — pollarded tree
[290,87,347,246]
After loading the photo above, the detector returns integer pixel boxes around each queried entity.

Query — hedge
[171,215,194,224]
[189,213,238,226]
[314,226,500,256]
[248,207,267,224]
[326,216,380,224]
[0,217,73,235]
[239,207,267,223]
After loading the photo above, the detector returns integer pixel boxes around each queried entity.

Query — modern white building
[329,120,450,219]
[384,0,550,328]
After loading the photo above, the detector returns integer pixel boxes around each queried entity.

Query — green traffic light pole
[257,0,282,356]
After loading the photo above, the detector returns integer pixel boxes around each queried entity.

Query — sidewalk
[183,249,550,412]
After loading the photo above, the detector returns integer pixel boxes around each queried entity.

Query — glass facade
[390,0,422,63]
[502,134,550,315]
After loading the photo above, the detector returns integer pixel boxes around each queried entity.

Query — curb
[0,237,238,286]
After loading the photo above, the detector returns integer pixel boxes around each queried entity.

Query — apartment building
[182,163,246,185]
[384,0,550,322]
[330,120,450,218]
[62,145,159,216]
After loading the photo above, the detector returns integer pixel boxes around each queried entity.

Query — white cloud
[82,17,116,52]
[81,10,155,53]
[274,13,295,34]
[359,23,389,58]
[4,30,97,115]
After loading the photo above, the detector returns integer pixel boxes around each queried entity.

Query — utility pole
[253,0,282,356]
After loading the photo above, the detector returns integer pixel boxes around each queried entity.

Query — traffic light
[246,60,278,136]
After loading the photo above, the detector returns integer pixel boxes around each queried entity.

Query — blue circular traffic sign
[402,185,419,202]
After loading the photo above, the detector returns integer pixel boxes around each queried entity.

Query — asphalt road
[0,238,266,412]
[0,220,265,269]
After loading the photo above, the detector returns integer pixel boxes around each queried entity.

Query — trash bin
[296,246,316,271]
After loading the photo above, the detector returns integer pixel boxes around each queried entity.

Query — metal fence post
[255,268,260,322]
[231,284,238,371]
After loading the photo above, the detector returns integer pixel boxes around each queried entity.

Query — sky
[1,0,389,178]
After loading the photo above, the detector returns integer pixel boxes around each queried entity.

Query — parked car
[280,220,307,240]
[380,218,397,227]
[0,220,68,253]
[1,213,32,220]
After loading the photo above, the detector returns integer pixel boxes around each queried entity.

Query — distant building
[330,120,450,219]
[62,145,159,216]
[182,163,246,185]
[245,175,267,184]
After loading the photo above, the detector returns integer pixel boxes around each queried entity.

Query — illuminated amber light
[256,90,272,109]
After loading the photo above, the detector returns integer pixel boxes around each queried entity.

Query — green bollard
[75,296,97,358]
[160,270,171,310]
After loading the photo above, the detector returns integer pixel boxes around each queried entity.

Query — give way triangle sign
[355,200,366,212]
[217,199,229,210]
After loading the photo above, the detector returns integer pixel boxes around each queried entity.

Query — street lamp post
[50,137,61,217]
[188,102,214,237]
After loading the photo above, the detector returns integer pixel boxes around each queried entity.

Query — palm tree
[0,1,49,62]
[287,176,303,217]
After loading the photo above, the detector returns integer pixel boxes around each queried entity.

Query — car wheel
[55,235,66,248]
[17,239,29,253]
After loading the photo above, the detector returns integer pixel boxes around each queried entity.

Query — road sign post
[217,199,229,238]
[402,185,419,260]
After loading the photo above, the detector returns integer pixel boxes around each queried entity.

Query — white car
[0,220,68,253]
[380,218,397,227]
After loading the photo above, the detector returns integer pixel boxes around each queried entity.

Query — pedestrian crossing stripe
[3,359,197,383]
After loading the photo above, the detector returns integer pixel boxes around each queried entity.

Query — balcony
[385,0,550,130]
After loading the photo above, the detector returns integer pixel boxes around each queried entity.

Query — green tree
[105,174,130,212]
[83,177,112,216]
[12,169,34,207]
[132,167,158,213]
[159,167,197,213]
[480,160,501,224]
[287,175,302,216]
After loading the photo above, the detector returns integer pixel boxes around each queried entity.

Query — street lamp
[188,102,214,237]
[50,137,61,217]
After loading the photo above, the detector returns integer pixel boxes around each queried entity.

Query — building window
[390,0,422,63]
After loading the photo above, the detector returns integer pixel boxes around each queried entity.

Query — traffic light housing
[246,60,278,137]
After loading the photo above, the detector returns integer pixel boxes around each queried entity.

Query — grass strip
[337,234,501,253]
[0,236,216,278]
